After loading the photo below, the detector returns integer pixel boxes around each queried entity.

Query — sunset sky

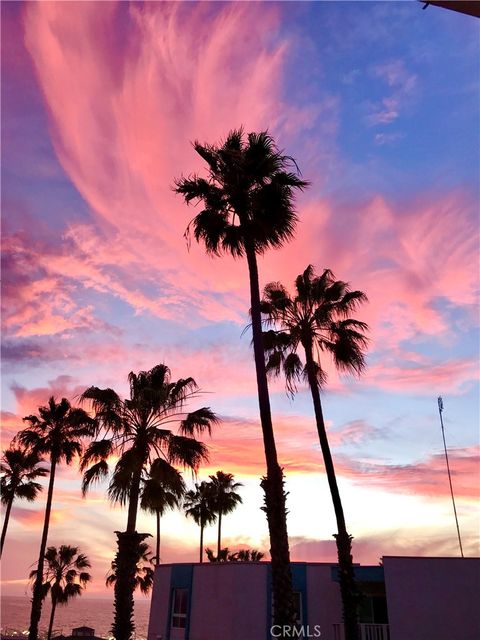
[1,1,479,598]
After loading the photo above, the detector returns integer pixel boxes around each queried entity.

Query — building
[52,627,104,640]
[147,556,480,640]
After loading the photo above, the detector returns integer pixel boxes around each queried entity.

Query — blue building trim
[167,563,194,640]
[291,563,308,626]
[331,565,385,583]
[266,563,308,638]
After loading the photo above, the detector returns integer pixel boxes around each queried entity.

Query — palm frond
[80,439,114,471]
[15,482,43,501]
[81,460,109,495]
[167,435,209,471]
[283,352,304,395]
[79,387,122,429]
[107,449,141,505]
[180,407,219,437]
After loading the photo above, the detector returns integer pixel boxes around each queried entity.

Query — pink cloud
[19,1,299,326]
[338,446,480,500]
[11,506,66,527]
[11,375,86,418]
[365,357,479,394]
[8,4,476,376]
[289,529,479,565]
[1,411,24,449]
[2,231,113,338]
[270,190,478,354]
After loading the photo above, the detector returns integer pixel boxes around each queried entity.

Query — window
[293,591,303,626]
[271,591,303,626]
[171,588,188,629]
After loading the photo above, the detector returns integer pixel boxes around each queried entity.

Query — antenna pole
[437,396,464,558]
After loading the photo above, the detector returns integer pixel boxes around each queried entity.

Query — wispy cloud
[365,59,417,127]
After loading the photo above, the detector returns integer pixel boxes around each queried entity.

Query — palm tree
[260,265,368,640]
[184,481,217,563]
[175,128,308,627]
[80,364,217,640]
[29,545,91,640]
[205,546,229,562]
[17,397,94,640]
[206,547,265,562]
[140,458,186,565]
[234,548,264,562]
[208,471,243,557]
[0,445,48,557]
[106,540,154,595]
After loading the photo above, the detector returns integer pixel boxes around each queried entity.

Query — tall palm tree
[175,128,308,627]
[0,445,48,557]
[184,481,217,563]
[260,265,368,640]
[17,397,94,640]
[29,544,91,640]
[106,540,154,595]
[208,471,243,557]
[80,364,217,640]
[140,458,186,565]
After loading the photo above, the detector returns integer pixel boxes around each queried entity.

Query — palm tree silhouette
[208,471,243,557]
[0,445,48,557]
[184,481,217,563]
[106,540,154,595]
[260,265,368,640]
[140,458,186,565]
[206,547,265,562]
[234,548,264,562]
[17,397,94,640]
[30,544,91,640]
[175,128,308,626]
[80,364,217,640]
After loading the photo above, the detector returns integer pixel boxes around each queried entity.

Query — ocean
[0,595,151,639]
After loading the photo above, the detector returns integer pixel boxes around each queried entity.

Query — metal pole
[437,397,464,557]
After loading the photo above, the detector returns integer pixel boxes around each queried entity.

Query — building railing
[333,623,390,640]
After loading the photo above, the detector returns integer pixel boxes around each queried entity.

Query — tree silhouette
[140,459,186,565]
[1,445,48,557]
[80,364,217,640]
[176,128,308,628]
[184,481,217,563]
[261,265,368,640]
[106,540,154,595]
[206,547,265,562]
[18,397,94,640]
[208,471,243,557]
[30,544,91,640]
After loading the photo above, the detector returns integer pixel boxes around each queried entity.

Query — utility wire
[437,396,464,558]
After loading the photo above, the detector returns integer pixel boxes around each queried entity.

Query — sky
[1,1,479,600]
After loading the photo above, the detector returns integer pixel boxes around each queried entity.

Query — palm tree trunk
[113,466,144,640]
[303,340,359,640]
[199,523,204,563]
[29,456,57,640]
[0,494,14,557]
[47,595,58,640]
[244,240,295,630]
[156,510,160,566]
[217,509,222,558]
[126,466,142,534]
